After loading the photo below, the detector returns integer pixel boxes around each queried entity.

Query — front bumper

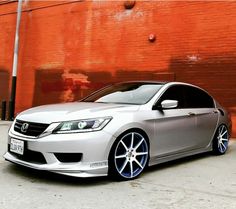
[4,130,116,177]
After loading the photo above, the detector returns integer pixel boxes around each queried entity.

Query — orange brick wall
[0,0,236,136]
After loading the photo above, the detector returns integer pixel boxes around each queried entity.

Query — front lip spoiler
[3,152,108,178]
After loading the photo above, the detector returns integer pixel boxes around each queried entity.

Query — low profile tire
[108,131,149,180]
[213,124,229,155]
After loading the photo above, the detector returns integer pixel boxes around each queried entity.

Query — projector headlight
[53,117,112,133]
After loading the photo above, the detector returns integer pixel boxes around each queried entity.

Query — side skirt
[148,146,213,166]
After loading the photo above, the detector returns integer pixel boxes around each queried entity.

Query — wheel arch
[105,121,152,155]
[108,127,150,157]
[213,123,229,139]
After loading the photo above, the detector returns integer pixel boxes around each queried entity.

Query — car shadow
[3,146,233,186]
[4,153,209,185]
[4,164,112,186]
[145,152,211,173]
[145,148,233,174]
[147,141,235,174]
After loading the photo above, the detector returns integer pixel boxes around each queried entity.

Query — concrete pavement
[0,121,236,209]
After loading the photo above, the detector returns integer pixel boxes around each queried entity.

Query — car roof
[116,81,200,88]
[116,81,168,85]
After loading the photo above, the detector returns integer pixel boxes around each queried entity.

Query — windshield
[82,82,164,105]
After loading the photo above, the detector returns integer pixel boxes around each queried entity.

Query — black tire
[212,124,229,155]
[108,130,149,181]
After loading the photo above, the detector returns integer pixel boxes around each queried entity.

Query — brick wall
[0,0,236,136]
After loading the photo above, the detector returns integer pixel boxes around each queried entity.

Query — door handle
[188,112,196,116]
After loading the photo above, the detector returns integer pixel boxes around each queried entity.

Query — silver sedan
[4,81,231,180]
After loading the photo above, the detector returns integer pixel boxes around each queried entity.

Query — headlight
[53,117,112,133]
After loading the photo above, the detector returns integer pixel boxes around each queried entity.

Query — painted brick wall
[0,0,236,136]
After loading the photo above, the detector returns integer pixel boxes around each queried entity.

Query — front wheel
[213,124,229,155]
[109,131,149,180]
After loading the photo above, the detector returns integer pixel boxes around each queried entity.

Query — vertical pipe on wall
[1,101,6,120]
[9,0,23,120]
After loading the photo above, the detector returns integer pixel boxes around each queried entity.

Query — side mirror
[161,100,178,109]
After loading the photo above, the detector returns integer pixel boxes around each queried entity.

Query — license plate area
[10,138,24,155]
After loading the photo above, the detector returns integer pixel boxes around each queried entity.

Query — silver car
[4,81,231,180]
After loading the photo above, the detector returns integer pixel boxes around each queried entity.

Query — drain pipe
[9,0,23,120]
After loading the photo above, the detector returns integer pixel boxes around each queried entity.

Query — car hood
[16,102,140,124]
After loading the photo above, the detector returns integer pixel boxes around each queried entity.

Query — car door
[152,85,200,157]
[184,86,218,148]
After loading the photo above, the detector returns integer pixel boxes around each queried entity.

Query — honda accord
[4,81,231,180]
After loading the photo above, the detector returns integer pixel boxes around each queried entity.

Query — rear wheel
[109,131,149,180]
[213,124,229,155]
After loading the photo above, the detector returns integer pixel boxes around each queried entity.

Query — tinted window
[157,85,185,108]
[156,85,214,109]
[184,86,214,108]
[82,83,163,105]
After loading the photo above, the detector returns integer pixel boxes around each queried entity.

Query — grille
[14,120,49,137]
[8,144,47,164]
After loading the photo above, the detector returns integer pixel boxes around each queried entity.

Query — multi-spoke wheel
[109,131,149,180]
[213,124,229,155]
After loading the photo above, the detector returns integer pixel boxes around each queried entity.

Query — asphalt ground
[0,121,236,209]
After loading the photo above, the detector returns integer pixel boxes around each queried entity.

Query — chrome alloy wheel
[217,125,229,154]
[114,132,149,179]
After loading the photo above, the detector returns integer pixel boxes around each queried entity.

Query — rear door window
[184,86,214,108]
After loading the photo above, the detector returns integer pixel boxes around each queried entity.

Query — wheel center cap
[219,137,223,143]
[127,152,132,158]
